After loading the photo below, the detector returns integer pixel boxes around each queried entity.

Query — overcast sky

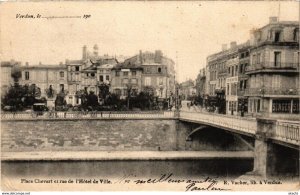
[0,1,298,82]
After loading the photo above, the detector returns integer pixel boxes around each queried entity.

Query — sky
[0,1,299,82]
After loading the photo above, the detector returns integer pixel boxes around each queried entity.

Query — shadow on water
[2,159,253,179]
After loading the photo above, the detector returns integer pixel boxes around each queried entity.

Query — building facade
[205,17,299,118]
[1,47,176,108]
[245,17,299,119]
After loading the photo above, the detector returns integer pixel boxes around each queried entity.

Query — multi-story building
[18,62,68,107]
[66,45,118,105]
[179,79,196,100]
[110,62,143,99]
[113,50,176,100]
[1,47,175,108]
[245,17,299,119]
[224,42,250,115]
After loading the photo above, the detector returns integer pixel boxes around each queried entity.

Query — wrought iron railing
[179,110,257,134]
[245,62,299,72]
[0,111,176,120]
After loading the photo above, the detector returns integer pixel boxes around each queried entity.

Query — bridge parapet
[179,111,257,135]
[274,120,300,146]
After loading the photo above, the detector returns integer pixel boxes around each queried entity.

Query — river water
[2,159,253,179]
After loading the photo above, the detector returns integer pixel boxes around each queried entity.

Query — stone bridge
[1,110,299,178]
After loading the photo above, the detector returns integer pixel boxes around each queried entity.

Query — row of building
[1,45,176,107]
[195,17,299,119]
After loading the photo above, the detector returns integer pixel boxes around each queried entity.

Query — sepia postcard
[0,0,299,193]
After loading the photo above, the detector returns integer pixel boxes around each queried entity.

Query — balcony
[245,62,299,74]
[245,87,300,97]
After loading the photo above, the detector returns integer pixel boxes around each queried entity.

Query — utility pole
[175,51,179,111]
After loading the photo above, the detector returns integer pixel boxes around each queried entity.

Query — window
[75,66,80,71]
[294,28,299,42]
[227,84,230,95]
[131,78,137,84]
[131,71,136,76]
[91,73,95,77]
[292,99,299,114]
[123,89,128,96]
[274,31,281,42]
[274,52,281,67]
[106,75,109,81]
[123,72,128,76]
[158,67,162,73]
[25,71,30,80]
[244,80,247,89]
[60,71,64,78]
[145,77,151,86]
[114,89,121,96]
[252,54,256,65]
[157,77,163,85]
[122,78,129,85]
[99,75,104,82]
[115,71,120,76]
[240,81,243,90]
[272,75,280,88]
[60,84,64,92]
[257,53,261,64]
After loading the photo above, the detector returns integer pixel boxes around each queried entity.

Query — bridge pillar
[252,118,276,178]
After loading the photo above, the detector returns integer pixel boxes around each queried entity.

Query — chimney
[222,44,227,51]
[39,62,42,65]
[269,16,278,24]
[82,45,87,60]
[25,62,29,66]
[154,50,163,63]
[139,50,143,64]
[59,62,63,66]
[230,41,237,48]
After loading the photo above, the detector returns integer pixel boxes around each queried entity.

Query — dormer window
[274,31,281,42]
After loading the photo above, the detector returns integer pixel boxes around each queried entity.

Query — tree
[87,91,99,110]
[98,83,110,104]
[11,66,22,84]
[1,83,41,111]
[125,84,132,109]
[55,91,68,110]
[75,89,89,109]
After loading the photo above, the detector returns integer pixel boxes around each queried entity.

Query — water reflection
[2,159,253,179]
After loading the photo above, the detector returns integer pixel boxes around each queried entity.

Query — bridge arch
[185,125,208,141]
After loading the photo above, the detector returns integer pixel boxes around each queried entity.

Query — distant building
[1,60,21,95]
[111,62,143,99]
[195,68,206,97]
[179,79,196,100]
[20,62,68,99]
[245,17,299,119]
[66,45,118,105]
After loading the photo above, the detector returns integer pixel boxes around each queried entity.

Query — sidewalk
[1,151,254,161]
